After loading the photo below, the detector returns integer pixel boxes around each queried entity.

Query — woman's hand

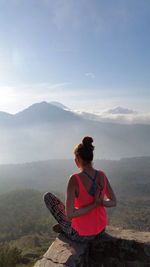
[94,185,104,206]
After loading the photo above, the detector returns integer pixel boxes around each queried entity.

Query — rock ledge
[34,231,150,267]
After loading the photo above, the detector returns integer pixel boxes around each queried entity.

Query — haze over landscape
[0,101,150,164]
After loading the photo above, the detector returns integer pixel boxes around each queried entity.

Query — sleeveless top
[71,171,107,236]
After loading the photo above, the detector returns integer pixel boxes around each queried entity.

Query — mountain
[0,111,13,125]
[0,102,80,127]
[0,101,150,163]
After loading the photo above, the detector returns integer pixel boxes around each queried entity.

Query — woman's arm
[65,175,97,220]
[95,176,117,207]
[104,177,117,207]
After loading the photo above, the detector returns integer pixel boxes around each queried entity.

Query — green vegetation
[0,189,61,242]
[108,201,150,231]
[0,189,62,266]
[14,233,54,266]
[0,243,21,267]
[0,234,54,267]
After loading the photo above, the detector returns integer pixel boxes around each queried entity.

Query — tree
[0,243,21,267]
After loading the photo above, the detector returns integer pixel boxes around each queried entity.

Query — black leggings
[44,192,105,242]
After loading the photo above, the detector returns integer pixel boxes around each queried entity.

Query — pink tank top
[71,171,107,236]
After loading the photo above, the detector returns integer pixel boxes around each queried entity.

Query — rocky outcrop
[34,234,88,267]
[34,229,150,267]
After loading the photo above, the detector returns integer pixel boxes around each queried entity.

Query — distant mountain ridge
[0,156,150,195]
[0,101,150,163]
[0,101,81,127]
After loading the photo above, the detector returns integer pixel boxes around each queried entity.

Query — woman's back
[74,169,105,198]
[71,170,107,236]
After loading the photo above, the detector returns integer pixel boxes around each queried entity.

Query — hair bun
[82,136,94,150]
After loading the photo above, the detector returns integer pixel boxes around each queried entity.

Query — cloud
[105,106,136,115]
[102,113,150,125]
[73,106,150,125]
[85,72,95,79]
[81,111,150,125]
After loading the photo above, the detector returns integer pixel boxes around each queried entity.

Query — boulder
[34,230,150,267]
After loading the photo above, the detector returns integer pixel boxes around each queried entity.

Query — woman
[44,136,116,242]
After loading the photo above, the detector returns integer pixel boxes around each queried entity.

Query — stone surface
[34,234,88,267]
[107,226,150,244]
[34,230,150,267]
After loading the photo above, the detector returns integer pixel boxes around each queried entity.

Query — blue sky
[0,0,150,119]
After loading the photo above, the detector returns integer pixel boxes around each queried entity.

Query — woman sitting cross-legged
[44,136,117,242]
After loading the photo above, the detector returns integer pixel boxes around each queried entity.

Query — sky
[0,0,150,122]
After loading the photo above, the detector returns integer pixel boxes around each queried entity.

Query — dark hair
[74,136,95,163]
